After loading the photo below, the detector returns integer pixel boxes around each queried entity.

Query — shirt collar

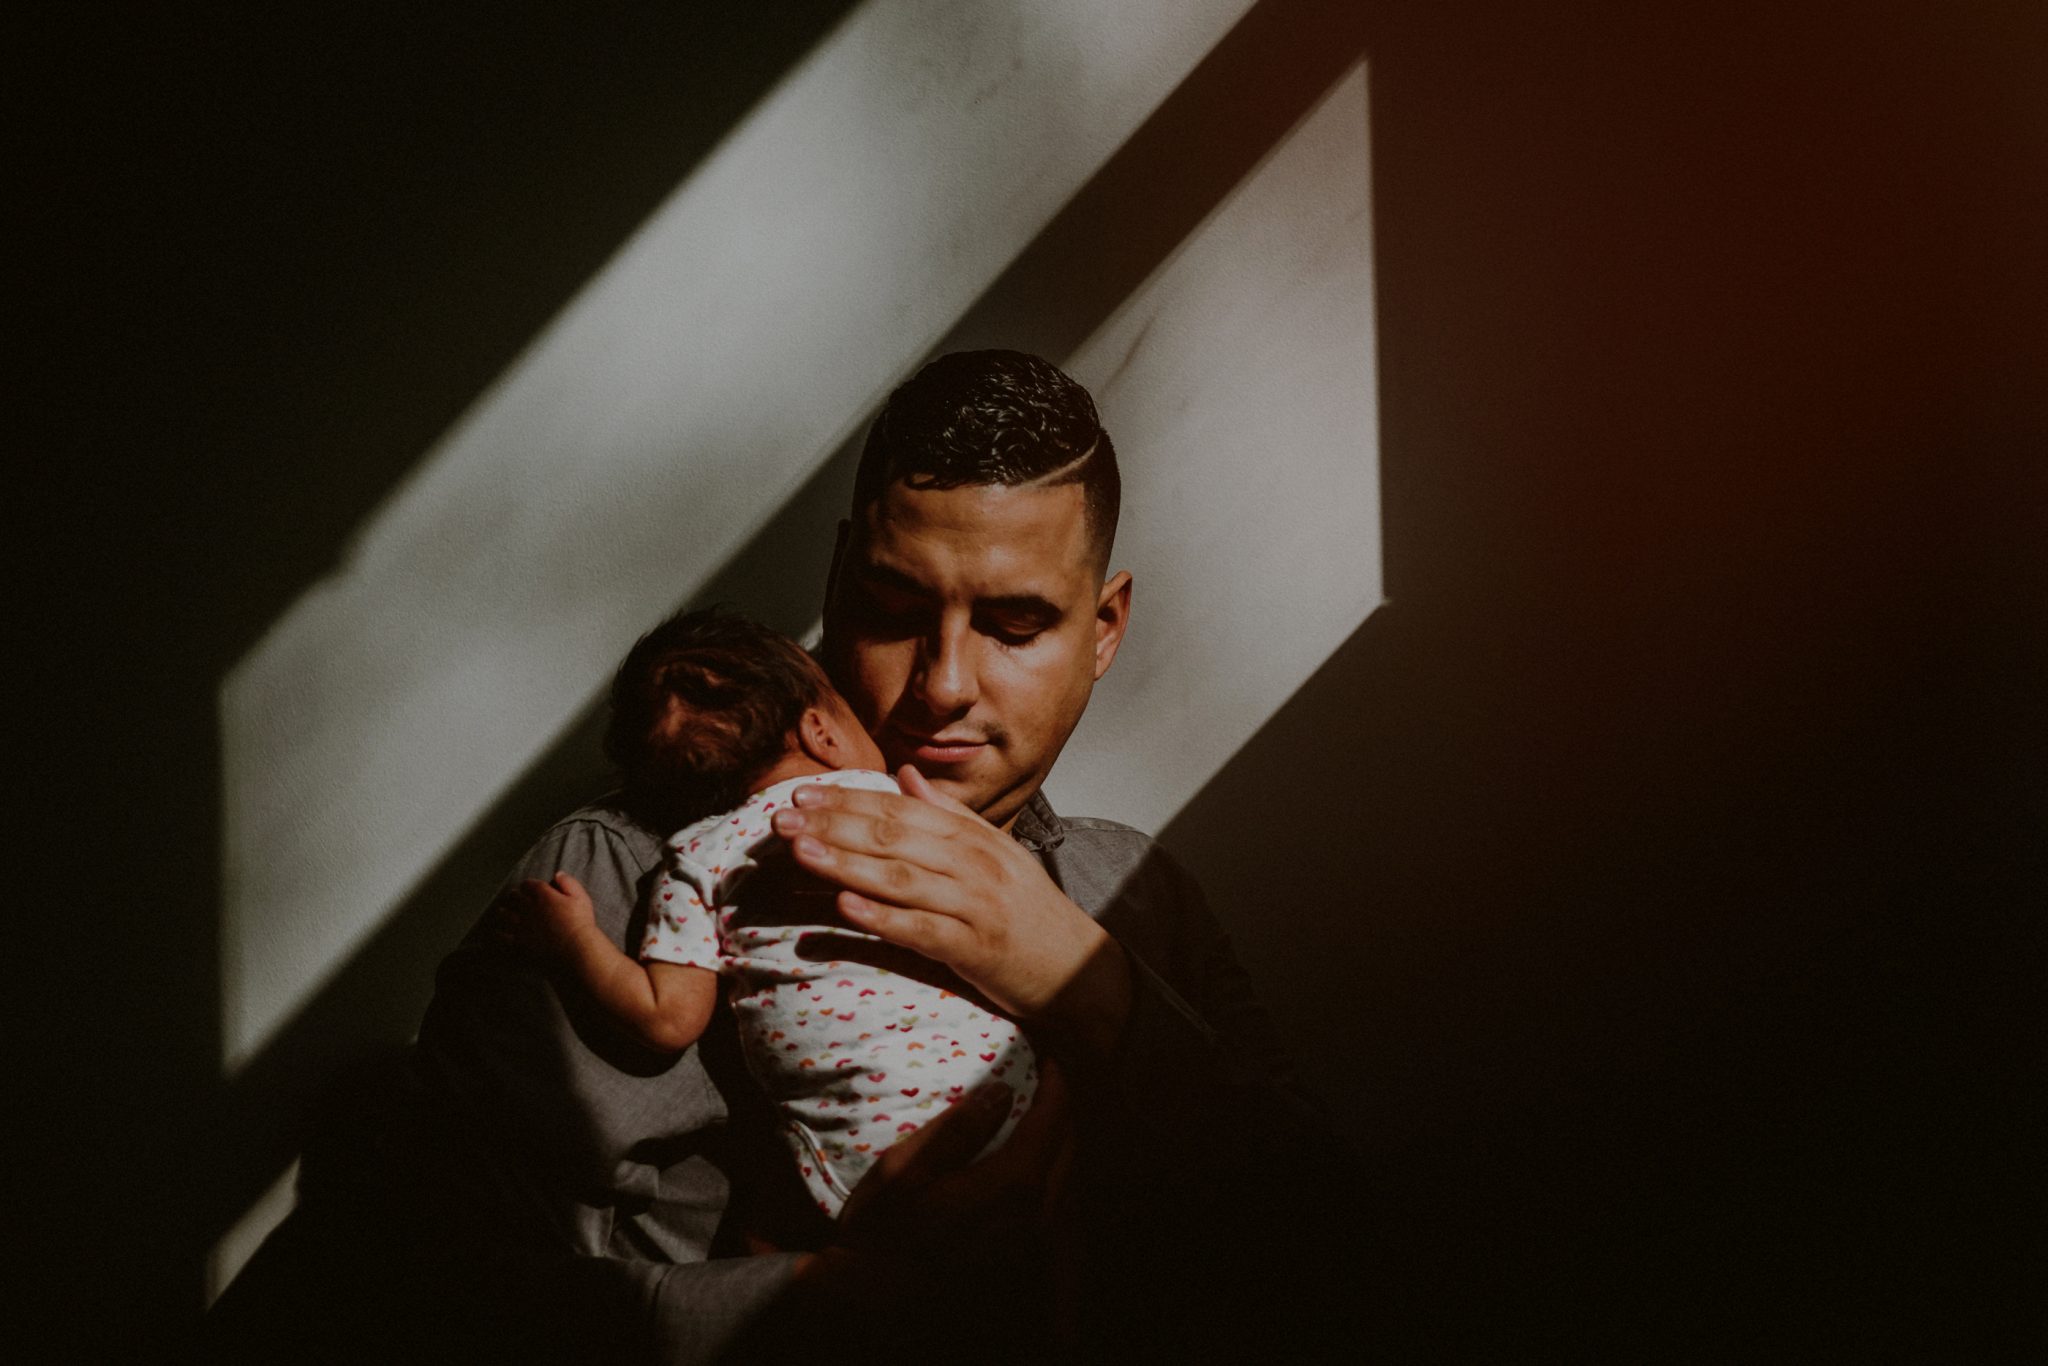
[1010,790,1066,853]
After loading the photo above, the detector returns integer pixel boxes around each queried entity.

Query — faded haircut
[851,349,1121,571]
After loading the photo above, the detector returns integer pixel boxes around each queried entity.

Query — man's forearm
[1088,944,1351,1184]
[1035,933,1136,1067]
[638,1251,809,1366]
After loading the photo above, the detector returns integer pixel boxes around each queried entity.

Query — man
[204,351,1350,1364]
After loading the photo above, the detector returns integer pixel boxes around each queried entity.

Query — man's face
[822,480,1131,830]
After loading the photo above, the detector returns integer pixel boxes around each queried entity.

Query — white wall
[1045,64,1381,832]
[212,0,1376,1295]
[219,0,1261,1075]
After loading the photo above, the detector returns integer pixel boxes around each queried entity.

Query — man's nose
[913,619,978,716]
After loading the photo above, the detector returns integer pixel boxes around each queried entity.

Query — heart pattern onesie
[640,768,1037,1215]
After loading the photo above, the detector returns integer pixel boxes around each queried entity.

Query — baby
[503,607,1037,1218]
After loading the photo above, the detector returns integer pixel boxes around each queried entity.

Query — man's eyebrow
[853,563,1061,620]
[977,594,1063,621]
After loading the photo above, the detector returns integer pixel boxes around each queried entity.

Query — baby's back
[713,852,1036,1212]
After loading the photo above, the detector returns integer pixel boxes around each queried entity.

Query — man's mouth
[891,729,990,765]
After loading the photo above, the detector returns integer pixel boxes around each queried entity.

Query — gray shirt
[411,789,1310,1361]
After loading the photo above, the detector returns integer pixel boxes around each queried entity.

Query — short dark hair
[603,607,828,831]
[852,350,1120,569]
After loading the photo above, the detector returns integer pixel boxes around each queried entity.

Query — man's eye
[981,618,1047,646]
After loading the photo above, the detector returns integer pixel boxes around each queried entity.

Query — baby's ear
[795,705,836,764]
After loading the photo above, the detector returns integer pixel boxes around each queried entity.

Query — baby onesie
[640,768,1037,1216]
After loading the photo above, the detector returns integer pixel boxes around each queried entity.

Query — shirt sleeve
[1090,849,1349,1178]
[415,812,738,1231]
[1066,846,1365,1356]
[639,859,722,969]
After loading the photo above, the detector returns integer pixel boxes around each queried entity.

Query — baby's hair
[604,607,830,831]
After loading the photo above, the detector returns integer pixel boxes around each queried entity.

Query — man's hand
[780,1062,1076,1351]
[837,1063,1069,1255]
[770,768,1133,1059]
[492,871,597,962]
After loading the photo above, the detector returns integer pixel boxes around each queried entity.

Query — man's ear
[795,706,838,766]
[1092,570,1133,681]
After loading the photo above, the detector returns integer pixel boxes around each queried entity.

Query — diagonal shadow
[170,6,869,678]
[172,0,1375,1261]
[1151,597,1975,1353]
[55,1,2038,1358]
[30,11,865,1358]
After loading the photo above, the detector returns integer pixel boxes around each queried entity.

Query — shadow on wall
[1151,0,2043,1354]
[201,0,1376,1248]
[24,7,866,1360]
[20,0,2042,1360]
[25,1,1384,1359]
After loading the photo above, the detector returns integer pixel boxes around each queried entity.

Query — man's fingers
[838,1081,1014,1232]
[896,764,977,818]
[785,785,989,855]
[884,1081,1015,1180]
[837,892,972,961]
[776,787,1023,921]
[789,836,971,921]
[793,782,961,825]
[780,806,965,880]
[550,870,588,899]
[1009,1057,1069,1154]
[908,1069,1062,1235]
[953,1059,1068,1192]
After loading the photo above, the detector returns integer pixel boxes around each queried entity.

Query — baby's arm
[505,871,717,1052]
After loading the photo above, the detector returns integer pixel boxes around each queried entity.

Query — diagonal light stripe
[219,0,1260,1072]
[1044,61,1382,833]
[207,1160,298,1305]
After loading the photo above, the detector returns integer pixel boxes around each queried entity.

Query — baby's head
[604,607,886,831]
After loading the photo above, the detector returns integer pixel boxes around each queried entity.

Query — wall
[18,0,2041,1359]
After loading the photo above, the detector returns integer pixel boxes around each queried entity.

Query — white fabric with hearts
[641,768,1037,1216]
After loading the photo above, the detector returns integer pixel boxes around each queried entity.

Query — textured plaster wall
[219,0,1270,1071]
